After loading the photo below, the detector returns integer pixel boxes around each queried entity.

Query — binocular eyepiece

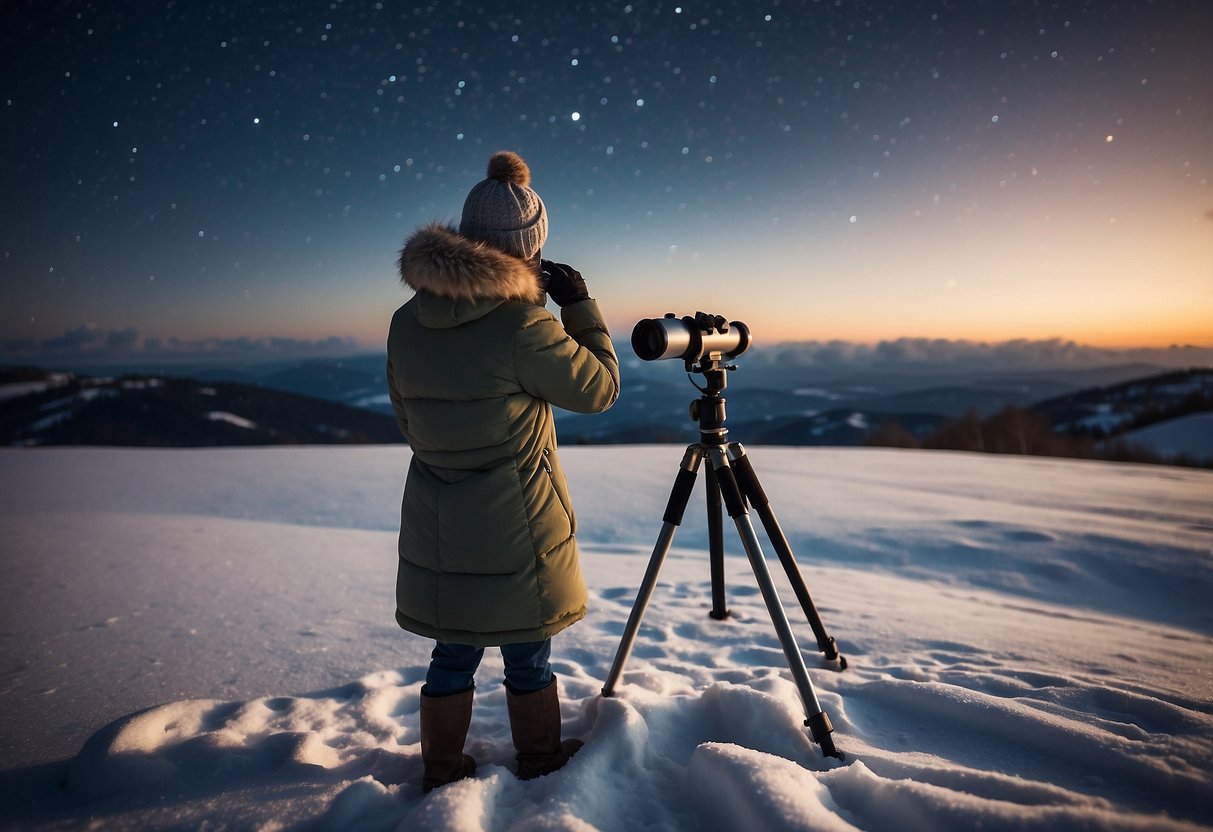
[631,312,752,363]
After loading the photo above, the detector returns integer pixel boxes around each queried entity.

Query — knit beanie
[459,151,548,260]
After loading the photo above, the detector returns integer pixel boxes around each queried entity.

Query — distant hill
[871,368,1213,467]
[558,408,948,447]
[0,368,402,447]
[5,362,1207,464]
[550,358,1200,447]
[259,359,388,412]
[33,356,394,414]
[1037,368,1213,464]
[1120,413,1213,464]
[1035,368,1213,438]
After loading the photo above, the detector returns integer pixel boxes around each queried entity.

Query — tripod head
[630,311,752,444]
[688,359,732,443]
[684,323,742,444]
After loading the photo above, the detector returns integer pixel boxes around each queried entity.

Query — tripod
[600,354,847,760]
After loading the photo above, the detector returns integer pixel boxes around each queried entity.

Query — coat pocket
[540,448,573,527]
[405,459,534,575]
[525,447,574,557]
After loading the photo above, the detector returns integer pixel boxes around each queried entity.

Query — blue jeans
[424,639,553,697]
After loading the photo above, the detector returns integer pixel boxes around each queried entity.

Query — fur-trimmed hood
[398,222,542,304]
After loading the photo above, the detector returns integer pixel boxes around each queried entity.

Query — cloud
[41,324,108,351]
[751,337,1212,373]
[106,327,141,350]
[8,326,1210,375]
[1,325,364,365]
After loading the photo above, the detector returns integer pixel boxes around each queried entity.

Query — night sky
[2,1,1210,365]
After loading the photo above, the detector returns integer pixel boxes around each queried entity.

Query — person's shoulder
[495,300,558,329]
[388,297,418,331]
[390,297,424,334]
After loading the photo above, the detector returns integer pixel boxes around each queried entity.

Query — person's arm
[514,298,620,414]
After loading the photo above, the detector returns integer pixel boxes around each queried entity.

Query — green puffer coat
[387,223,620,647]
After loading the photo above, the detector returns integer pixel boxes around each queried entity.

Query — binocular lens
[631,318,684,361]
[630,315,751,362]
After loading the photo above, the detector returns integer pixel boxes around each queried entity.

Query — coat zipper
[541,448,573,530]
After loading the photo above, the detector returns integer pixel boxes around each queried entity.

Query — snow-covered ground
[1122,413,1213,464]
[1,446,1211,831]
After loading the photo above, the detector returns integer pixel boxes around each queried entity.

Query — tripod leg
[705,464,730,620]
[707,447,843,760]
[602,445,704,698]
[728,444,847,670]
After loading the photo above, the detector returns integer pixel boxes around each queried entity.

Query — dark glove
[692,312,730,333]
[540,260,590,307]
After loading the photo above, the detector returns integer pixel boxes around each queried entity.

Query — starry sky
[2,0,1210,365]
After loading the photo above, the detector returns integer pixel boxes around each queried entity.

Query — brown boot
[506,677,583,780]
[420,686,477,793]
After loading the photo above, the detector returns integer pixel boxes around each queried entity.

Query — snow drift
[0,446,1210,830]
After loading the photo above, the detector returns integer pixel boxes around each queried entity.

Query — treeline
[1104,387,1211,437]
[865,405,1210,469]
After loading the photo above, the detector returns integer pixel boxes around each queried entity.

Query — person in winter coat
[386,150,620,792]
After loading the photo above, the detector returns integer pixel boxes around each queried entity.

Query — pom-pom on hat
[459,151,548,261]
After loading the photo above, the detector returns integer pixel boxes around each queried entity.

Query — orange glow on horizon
[338,313,1208,354]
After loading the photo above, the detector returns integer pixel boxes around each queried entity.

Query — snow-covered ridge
[205,410,258,430]
[0,372,400,446]
[1122,412,1213,463]
[0,374,72,402]
[1,446,1210,830]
